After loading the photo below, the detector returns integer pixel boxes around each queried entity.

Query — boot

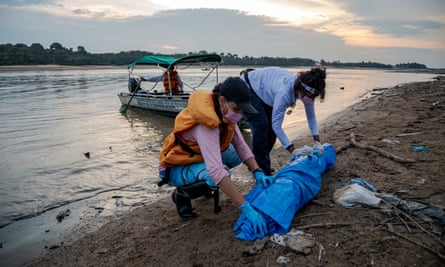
[172,189,196,220]
[177,181,221,214]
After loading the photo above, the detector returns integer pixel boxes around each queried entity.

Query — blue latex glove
[313,141,324,154]
[253,169,275,187]
[239,202,267,237]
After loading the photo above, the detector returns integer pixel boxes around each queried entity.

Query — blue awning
[128,54,221,69]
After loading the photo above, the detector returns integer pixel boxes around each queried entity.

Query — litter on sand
[412,145,426,152]
[333,177,445,225]
[270,228,316,255]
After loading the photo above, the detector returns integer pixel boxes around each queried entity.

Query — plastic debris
[334,183,382,208]
[412,145,426,152]
[271,228,316,255]
[381,139,400,145]
[276,255,292,265]
[340,177,378,192]
[334,178,445,225]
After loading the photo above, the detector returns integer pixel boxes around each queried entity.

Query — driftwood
[350,133,416,163]
[296,222,353,230]
[337,126,357,132]
[396,132,422,137]
[296,217,445,261]
[296,212,334,220]
[335,143,353,154]
[383,199,445,247]
[317,242,325,266]
[383,227,445,260]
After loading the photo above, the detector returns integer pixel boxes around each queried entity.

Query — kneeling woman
[158,77,273,237]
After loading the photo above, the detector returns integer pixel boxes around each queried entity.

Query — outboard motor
[128,77,139,93]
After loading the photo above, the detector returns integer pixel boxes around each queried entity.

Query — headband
[301,82,318,95]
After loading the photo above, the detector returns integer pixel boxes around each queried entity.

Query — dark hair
[212,83,224,120]
[299,67,327,99]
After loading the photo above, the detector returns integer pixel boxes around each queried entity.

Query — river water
[0,66,436,266]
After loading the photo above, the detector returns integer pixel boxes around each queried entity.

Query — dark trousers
[243,92,276,175]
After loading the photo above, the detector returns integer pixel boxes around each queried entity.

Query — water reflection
[122,108,175,139]
[121,105,255,157]
[0,67,437,266]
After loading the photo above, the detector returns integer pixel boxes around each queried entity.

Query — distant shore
[0,65,126,71]
[1,65,444,74]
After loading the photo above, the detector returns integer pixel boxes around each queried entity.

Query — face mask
[223,101,243,124]
[299,93,313,104]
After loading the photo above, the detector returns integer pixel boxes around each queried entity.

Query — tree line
[0,42,427,69]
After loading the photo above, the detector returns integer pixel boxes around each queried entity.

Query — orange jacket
[159,90,234,168]
[163,71,182,94]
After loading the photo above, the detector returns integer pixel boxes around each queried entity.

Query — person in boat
[140,65,184,94]
[239,66,327,176]
[157,77,273,237]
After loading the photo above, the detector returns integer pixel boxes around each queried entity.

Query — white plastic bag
[333,183,382,208]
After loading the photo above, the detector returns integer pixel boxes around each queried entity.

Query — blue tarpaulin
[233,144,336,240]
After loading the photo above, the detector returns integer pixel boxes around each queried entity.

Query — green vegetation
[0,42,428,69]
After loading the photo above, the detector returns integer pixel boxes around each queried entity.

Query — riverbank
[1,65,444,74]
[26,79,445,266]
[0,65,126,71]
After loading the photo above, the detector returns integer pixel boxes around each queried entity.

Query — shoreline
[1,65,444,75]
[0,65,126,71]
[13,79,445,266]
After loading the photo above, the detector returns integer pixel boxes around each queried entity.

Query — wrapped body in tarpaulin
[233,144,336,240]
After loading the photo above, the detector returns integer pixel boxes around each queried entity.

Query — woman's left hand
[253,170,275,187]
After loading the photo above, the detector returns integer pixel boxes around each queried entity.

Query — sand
[28,78,444,266]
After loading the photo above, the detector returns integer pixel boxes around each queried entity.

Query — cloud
[0,1,444,67]
[308,1,445,51]
[161,45,179,50]
[0,0,58,6]
[370,19,443,37]
[0,0,164,19]
[336,0,445,21]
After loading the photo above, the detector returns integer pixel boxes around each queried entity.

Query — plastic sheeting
[233,144,336,240]
[334,177,445,225]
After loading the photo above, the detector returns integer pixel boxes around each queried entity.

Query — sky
[1,0,444,68]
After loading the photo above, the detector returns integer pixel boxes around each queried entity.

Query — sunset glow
[1,0,444,67]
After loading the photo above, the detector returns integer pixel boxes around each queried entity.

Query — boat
[118,53,222,117]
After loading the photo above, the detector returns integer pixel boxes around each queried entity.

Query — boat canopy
[128,54,221,69]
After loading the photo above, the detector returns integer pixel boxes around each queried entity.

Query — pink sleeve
[231,125,255,161]
[181,125,230,185]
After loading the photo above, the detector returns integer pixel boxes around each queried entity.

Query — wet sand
[20,77,445,266]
